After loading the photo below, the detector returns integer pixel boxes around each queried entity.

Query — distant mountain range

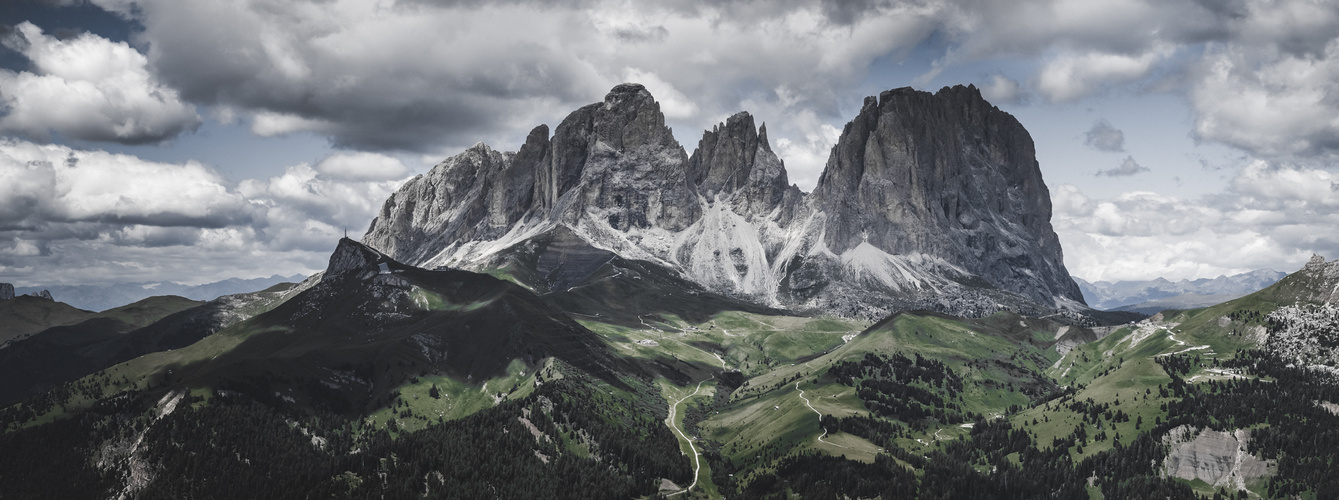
[1074,269,1286,312]
[14,274,306,312]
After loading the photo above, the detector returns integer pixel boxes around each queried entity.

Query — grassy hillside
[7,250,1339,499]
[0,296,96,347]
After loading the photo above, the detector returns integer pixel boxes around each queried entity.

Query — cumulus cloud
[621,68,700,119]
[1190,40,1339,159]
[43,0,1329,167]
[0,22,199,144]
[1083,120,1124,152]
[0,139,408,286]
[1055,160,1339,281]
[238,163,407,252]
[1095,156,1148,177]
[1035,47,1172,102]
[0,138,251,228]
[313,152,411,182]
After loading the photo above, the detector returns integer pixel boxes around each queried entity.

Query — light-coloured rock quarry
[1163,425,1272,491]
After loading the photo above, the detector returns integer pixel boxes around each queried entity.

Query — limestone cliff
[363,84,1088,320]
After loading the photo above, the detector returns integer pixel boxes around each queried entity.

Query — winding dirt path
[1160,329,1212,357]
[667,378,710,497]
[796,382,849,449]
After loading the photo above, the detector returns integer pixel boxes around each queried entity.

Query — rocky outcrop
[1289,254,1339,304]
[1162,425,1272,491]
[0,283,12,301]
[363,83,1088,320]
[686,112,800,220]
[26,290,52,301]
[809,86,1078,307]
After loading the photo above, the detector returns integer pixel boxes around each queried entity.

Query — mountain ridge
[1075,269,1286,311]
[364,83,1087,321]
[13,274,307,312]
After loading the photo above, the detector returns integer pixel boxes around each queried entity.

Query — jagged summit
[363,83,1087,321]
[327,237,394,276]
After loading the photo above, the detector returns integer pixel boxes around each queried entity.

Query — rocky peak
[686,112,797,219]
[1305,254,1330,271]
[327,238,389,278]
[689,111,762,196]
[1276,254,1339,304]
[1299,254,1339,284]
[808,84,1081,307]
[590,83,678,152]
[544,83,696,232]
[0,283,12,301]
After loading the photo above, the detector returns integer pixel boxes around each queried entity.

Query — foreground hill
[3,248,1339,498]
[0,239,695,499]
[0,294,96,347]
[0,284,305,407]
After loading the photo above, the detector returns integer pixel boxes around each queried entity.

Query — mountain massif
[364,84,1084,321]
[3,84,1336,500]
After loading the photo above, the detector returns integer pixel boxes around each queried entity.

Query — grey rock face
[363,143,515,265]
[363,83,1087,320]
[1163,425,1272,491]
[327,237,391,278]
[0,283,12,301]
[687,113,802,222]
[809,86,1080,308]
[547,83,699,233]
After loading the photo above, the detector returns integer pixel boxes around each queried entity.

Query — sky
[0,0,1337,288]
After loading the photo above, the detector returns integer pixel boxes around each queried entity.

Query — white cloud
[237,163,407,251]
[0,138,250,227]
[70,0,952,165]
[1036,47,1171,102]
[769,107,842,190]
[0,139,407,286]
[1230,160,1339,210]
[620,68,699,119]
[1055,160,1339,281]
[314,152,412,182]
[979,74,1024,105]
[0,22,199,144]
[250,112,333,138]
[1190,40,1339,159]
